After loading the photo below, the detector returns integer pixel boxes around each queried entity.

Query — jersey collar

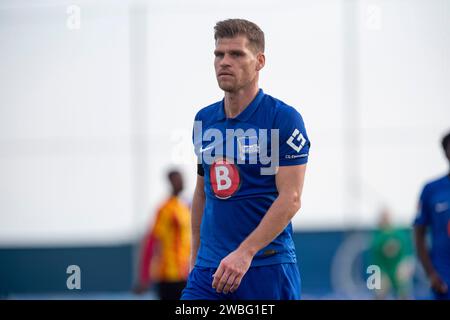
[216,89,265,121]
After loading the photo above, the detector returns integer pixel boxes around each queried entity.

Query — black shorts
[157,280,187,300]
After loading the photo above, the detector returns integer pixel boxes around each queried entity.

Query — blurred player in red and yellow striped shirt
[135,170,191,300]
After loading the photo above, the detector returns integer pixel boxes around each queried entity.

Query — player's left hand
[212,249,253,294]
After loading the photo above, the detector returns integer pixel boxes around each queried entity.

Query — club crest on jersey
[210,158,241,199]
[237,135,259,161]
[435,202,449,213]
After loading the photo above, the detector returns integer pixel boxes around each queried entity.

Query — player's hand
[212,249,253,294]
[429,272,448,294]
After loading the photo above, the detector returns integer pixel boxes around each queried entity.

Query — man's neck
[224,82,259,119]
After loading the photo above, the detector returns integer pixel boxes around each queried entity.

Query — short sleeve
[192,112,204,174]
[192,112,201,155]
[413,185,431,226]
[276,106,311,166]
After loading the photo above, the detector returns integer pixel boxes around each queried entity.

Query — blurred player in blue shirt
[181,19,310,300]
[414,131,450,300]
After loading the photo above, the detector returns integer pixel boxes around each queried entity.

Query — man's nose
[219,53,231,67]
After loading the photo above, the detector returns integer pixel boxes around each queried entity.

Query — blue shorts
[180,263,301,300]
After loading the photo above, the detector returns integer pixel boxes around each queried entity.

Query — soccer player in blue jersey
[181,19,311,300]
[414,131,450,300]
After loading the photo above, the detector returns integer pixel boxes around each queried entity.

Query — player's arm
[212,164,306,294]
[134,217,160,294]
[190,173,205,272]
[414,225,436,276]
[238,164,305,256]
[414,225,448,294]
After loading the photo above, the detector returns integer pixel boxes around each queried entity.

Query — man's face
[214,35,264,93]
[170,172,184,194]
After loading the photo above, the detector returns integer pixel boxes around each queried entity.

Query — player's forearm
[414,226,437,277]
[190,185,205,263]
[238,191,300,257]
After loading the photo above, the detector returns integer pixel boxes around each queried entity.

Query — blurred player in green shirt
[370,209,414,299]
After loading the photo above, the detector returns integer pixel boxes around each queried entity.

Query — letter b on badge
[216,166,232,190]
[210,158,240,199]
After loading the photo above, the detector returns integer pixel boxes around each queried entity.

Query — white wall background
[0,0,449,246]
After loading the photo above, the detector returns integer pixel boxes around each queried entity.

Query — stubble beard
[217,78,237,93]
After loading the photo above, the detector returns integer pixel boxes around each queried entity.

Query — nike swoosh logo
[199,145,215,153]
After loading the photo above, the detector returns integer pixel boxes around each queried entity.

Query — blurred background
[0,0,449,299]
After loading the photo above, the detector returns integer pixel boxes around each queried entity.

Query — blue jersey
[192,89,310,268]
[414,175,450,282]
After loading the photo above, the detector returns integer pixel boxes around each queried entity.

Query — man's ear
[256,53,266,71]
